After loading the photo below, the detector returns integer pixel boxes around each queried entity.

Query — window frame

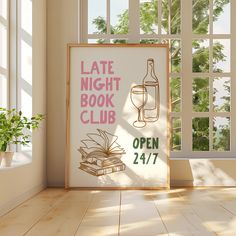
[79,0,236,159]
[1,0,33,153]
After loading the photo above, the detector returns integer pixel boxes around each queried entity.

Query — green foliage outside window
[91,0,230,152]
[193,78,209,112]
[213,117,230,151]
[171,117,181,151]
[192,117,209,151]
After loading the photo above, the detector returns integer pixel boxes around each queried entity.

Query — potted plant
[0,108,45,167]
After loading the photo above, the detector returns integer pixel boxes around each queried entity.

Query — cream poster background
[67,45,169,188]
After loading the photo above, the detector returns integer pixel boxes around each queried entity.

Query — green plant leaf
[0,107,45,148]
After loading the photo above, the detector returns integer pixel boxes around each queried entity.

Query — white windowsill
[0,151,32,170]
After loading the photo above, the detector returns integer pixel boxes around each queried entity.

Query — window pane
[192,117,209,151]
[88,39,106,44]
[20,0,32,86]
[0,23,7,70]
[20,40,32,85]
[171,117,181,151]
[111,0,128,34]
[20,89,32,151]
[213,117,230,151]
[0,0,7,19]
[170,0,181,34]
[88,39,101,43]
[110,39,128,44]
[140,39,159,44]
[161,0,181,35]
[0,74,7,108]
[192,0,209,34]
[0,0,7,108]
[170,77,181,112]
[192,39,209,73]
[160,38,181,72]
[21,0,32,35]
[171,39,181,72]
[213,0,230,34]
[88,0,106,34]
[161,0,169,34]
[213,77,230,112]
[192,77,209,112]
[213,39,230,73]
[140,0,158,34]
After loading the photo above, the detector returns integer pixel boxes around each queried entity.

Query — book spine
[97,164,126,176]
[96,158,121,167]
[80,162,126,176]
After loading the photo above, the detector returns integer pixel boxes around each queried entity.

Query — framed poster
[66,44,170,189]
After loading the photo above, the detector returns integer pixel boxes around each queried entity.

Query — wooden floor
[0,188,236,236]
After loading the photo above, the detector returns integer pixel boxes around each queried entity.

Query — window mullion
[168,0,171,34]
[230,0,236,157]
[80,0,88,43]
[158,0,161,35]
[209,0,213,35]
[128,0,139,43]
[9,0,17,110]
[209,0,213,73]
[179,0,192,157]
[78,0,84,42]
[6,0,9,108]
[16,0,21,152]
[106,0,110,42]
[209,0,213,151]
[209,77,213,151]
[16,0,20,113]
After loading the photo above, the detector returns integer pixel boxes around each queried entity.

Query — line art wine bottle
[143,58,160,122]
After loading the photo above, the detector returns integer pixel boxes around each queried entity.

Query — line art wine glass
[130,85,148,128]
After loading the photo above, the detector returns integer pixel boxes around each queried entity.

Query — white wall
[0,0,47,216]
[47,0,78,186]
[170,160,236,187]
[47,0,236,187]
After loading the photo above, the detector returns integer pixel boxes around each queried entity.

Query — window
[80,0,235,158]
[0,0,32,152]
[192,0,231,155]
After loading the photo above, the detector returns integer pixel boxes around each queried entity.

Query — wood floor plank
[24,190,93,236]
[119,191,167,236]
[75,191,120,236]
[0,189,67,236]
[176,189,236,235]
[217,217,236,236]
[155,203,216,235]
[149,189,185,206]
[151,190,217,235]
[178,189,220,205]
[1,188,236,236]
[191,204,234,234]
[202,189,236,236]
[220,201,236,216]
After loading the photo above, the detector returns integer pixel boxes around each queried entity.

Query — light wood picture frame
[66,44,170,189]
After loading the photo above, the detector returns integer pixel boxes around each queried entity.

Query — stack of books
[78,129,126,176]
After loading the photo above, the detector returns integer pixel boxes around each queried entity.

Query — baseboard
[0,183,46,217]
[171,179,236,187]
[171,180,194,187]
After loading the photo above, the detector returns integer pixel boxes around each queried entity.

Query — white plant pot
[1,152,14,167]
